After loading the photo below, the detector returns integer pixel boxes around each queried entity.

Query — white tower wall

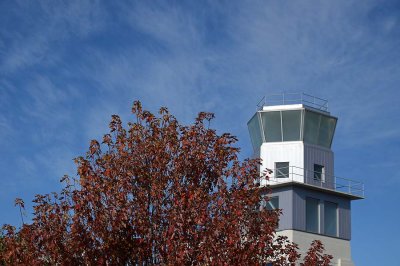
[260,141,334,187]
[260,141,304,185]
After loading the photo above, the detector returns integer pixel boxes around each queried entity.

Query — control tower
[247,93,364,266]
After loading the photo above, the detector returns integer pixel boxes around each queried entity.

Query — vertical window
[247,113,263,152]
[306,198,319,233]
[282,110,302,141]
[275,162,289,178]
[318,115,337,148]
[324,201,338,236]
[304,110,320,145]
[261,111,282,142]
[314,164,325,182]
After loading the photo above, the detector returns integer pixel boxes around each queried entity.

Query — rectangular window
[275,162,289,178]
[282,110,302,141]
[304,110,320,145]
[306,197,319,233]
[261,111,282,142]
[265,196,279,210]
[314,164,325,182]
[324,201,338,236]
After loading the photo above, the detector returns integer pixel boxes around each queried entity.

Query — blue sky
[1,1,399,264]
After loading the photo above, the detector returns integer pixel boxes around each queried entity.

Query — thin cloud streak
[0,1,399,264]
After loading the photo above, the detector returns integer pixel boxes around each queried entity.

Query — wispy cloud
[0,0,107,73]
[1,3,400,263]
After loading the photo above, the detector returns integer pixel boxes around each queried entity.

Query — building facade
[247,93,364,266]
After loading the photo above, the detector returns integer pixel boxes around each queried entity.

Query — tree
[301,240,333,266]
[0,101,331,265]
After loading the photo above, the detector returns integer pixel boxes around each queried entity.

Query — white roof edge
[261,104,330,115]
[262,104,304,111]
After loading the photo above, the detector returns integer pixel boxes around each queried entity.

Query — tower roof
[247,94,337,152]
[256,92,329,113]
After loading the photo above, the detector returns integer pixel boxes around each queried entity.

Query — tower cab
[248,93,364,266]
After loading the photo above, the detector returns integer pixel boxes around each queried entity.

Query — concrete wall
[277,230,354,266]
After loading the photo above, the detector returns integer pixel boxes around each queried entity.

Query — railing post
[362,183,365,197]
[348,180,351,194]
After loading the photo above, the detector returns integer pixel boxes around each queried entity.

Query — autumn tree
[0,101,331,265]
[301,240,333,266]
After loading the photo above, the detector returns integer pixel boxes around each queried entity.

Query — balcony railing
[257,92,329,111]
[264,166,364,198]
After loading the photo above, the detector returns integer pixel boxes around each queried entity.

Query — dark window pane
[261,111,282,142]
[275,162,289,178]
[318,116,337,148]
[306,198,319,233]
[265,196,279,210]
[314,164,324,181]
[247,113,263,152]
[324,201,338,236]
[282,110,301,141]
[304,110,320,145]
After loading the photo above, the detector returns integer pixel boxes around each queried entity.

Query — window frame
[264,196,279,211]
[275,162,289,179]
[313,164,325,182]
[324,201,338,237]
[306,197,320,233]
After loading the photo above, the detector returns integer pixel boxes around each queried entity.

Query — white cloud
[0,0,107,73]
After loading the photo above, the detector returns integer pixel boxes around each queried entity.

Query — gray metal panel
[303,143,335,189]
[293,188,305,230]
[263,187,293,231]
[290,186,351,240]
[339,201,351,239]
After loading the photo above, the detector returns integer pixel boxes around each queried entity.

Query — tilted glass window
[318,115,336,147]
[257,109,336,147]
[282,110,302,141]
[261,111,282,142]
[304,110,320,145]
[324,201,338,236]
[275,162,289,178]
[303,110,337,148]
[247,113,263,152]
[306,197,319,233]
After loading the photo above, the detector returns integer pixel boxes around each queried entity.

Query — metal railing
[264,166,364,198]
[257,92,329,111]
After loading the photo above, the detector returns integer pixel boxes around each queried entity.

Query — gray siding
[293,189,305,230]
[264,187,293,231]
[292,187,352,240]
[339,201,351,239]
[303,143,335,189]
[267,185,352,240]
